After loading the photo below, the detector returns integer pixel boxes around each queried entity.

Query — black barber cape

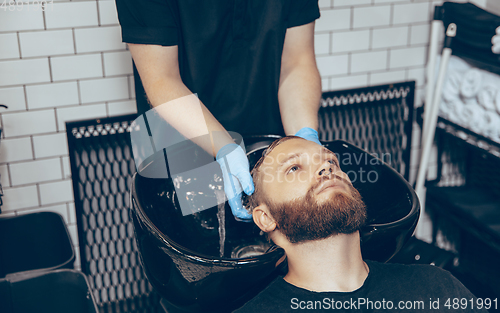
[115,0,320,137]
[234,260,490,312]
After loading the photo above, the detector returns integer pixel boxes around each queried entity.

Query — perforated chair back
[67,116,160,313]
[318,82,415,181]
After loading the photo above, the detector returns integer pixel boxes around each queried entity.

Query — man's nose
[317,165,333,177]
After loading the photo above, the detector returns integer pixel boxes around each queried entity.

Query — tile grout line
[66,202,71,224]
[6,164,12,189]
[0,48,130,62]
[0,24,120,36]
[328,32,332,55]
[30,135,36,160]
[72,28,77,54]
[0,72,133,90]
[60,156,66,181]
[2,176,73,191]
[315,20,431,35]
[48,57,53,82]
[369,28,373,50]
[16,32,22,59]
[127,75,132,99]
[54,108,59,132]
[347,52,351,75]
[350,7,354,30]
[77,80,82,104]
[390,4,394,27]
[22,85,28,110]
[42,9,47,30]
[387,49,391,71]
[101,52,106,77]
[407,24,412,46]
[105,101,110,117]
[36,183,42,207]
[96,0,101,27]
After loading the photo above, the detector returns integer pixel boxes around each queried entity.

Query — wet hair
[244,136,305,213]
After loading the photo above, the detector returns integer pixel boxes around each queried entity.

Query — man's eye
[287,165,299,174]
[328,159,337,166]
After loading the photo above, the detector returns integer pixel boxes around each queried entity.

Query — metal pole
[422,17,444,152]
[415,23,457,239]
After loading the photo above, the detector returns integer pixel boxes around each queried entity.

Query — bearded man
[233,136,488,313]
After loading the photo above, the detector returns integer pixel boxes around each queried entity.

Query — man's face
[254,138,366,243]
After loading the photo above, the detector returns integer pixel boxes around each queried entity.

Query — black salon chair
[130,136,420,313]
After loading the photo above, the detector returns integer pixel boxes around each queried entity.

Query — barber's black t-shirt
[233,260,490,312]
[115,0,320,137]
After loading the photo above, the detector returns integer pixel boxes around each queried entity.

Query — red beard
[265,176,367,244]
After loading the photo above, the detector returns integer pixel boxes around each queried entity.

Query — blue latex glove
[295,127,322,145]
[216,143,254,222]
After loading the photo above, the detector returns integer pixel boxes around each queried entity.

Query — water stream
[214,189,226,258]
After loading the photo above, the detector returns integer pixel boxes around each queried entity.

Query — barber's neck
[282,231,368,292]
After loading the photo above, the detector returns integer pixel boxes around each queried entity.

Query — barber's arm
[128,44,253,220]
[278,21,322,144]
[128,44,234,155]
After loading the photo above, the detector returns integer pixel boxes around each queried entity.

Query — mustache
[309,174,352,195]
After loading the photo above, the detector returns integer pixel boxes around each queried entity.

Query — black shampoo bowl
[130,137,419,312]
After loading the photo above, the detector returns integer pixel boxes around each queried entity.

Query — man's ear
[252,204,277,233]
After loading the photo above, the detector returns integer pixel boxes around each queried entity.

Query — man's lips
[315,179,346,195]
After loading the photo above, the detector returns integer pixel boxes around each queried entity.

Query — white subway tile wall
[0,86,26,112]
[331,30,370,53]
[19,29,75,58]
[0,137,33,163]
[351,50,388,73]
[0,10,44,32]
[0,165,10,187]
[353,5,391,29]
[74,26,125,53]
[2,109,57,137]
[393,2,432,25]
[0,0,461,270]
[10,158,63,186]
[371,26,409,49]
[50,54,103,81]
[103,51,134,76]
[26,81,80,109]
[56,103,108,130]
[107,99,138,117]
[0,33,20,60]
[79,76,129,103]
[45,2,99,29]
[370,69,407,85]
[32,133,69,158]
[0,58,51,86]
[38,179,74,206]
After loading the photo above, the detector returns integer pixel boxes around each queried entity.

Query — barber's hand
[493,27,500,54]
[216,143,254,222]
[295,127,322,145]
